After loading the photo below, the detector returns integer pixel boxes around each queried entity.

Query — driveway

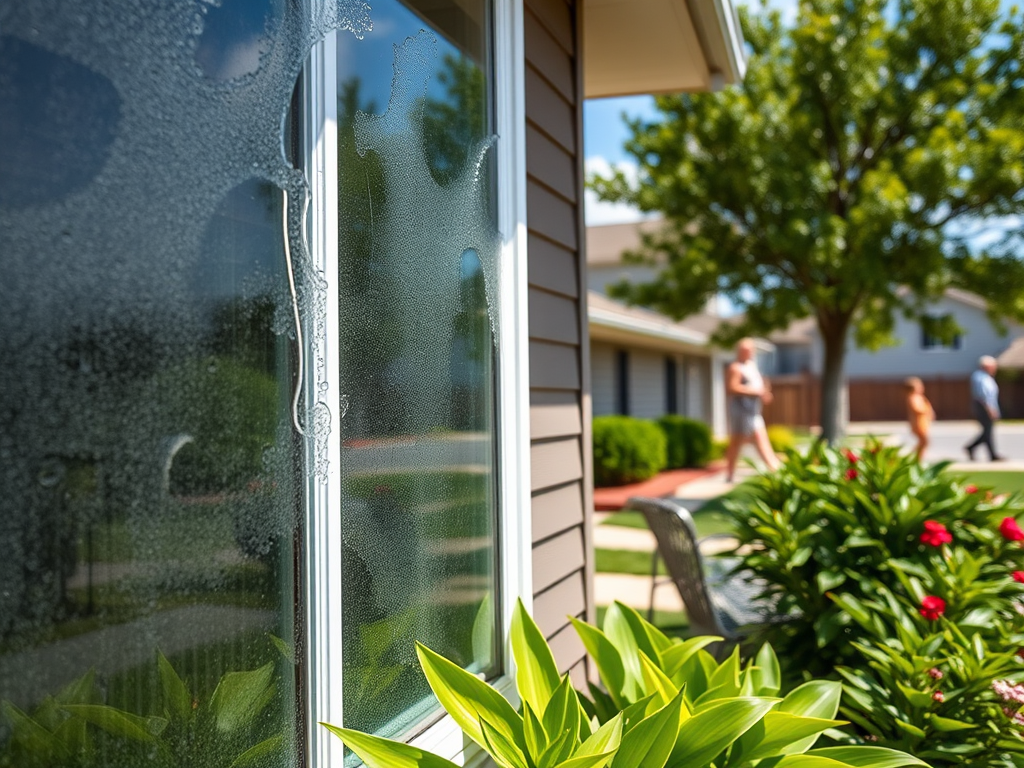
[851,420,1024,467]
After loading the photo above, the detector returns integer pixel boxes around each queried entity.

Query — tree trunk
[818,315,850,444]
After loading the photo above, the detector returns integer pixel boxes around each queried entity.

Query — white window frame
[303,0,531,765]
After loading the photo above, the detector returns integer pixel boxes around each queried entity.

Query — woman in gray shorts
[725,338,780,482]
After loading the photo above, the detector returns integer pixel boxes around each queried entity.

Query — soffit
[583,0,745,98]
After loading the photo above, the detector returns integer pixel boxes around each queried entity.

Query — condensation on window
[0,0,373,765]
[334,7,501,741]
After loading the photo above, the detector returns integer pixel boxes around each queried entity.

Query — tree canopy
[590,0,1024,441]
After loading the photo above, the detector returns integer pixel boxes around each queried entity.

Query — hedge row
[592,414,713,487]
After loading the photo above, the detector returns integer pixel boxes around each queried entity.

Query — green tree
[590,0,1024,442]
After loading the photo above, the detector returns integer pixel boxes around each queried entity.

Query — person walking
[905,377,935,462]
[725,338,781,482]
[965,355,1005,461]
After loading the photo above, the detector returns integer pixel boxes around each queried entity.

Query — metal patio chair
[625,496,776,640]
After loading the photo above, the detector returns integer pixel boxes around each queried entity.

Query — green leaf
[755,643,782,697]
[321,724,460,768]
[804,746,930,766]
[269,634,296,664]
[587,682,620,724]
[578,713,624,758]
[731,712,846,764]
[157,650,193,722]
[62,704,157,743]
[928,714,976,732]
[638,652,680,707]
[816,570,848,593]
[4,701,67,760]
[472,592,495,667]
[55,669,100,705]
[208,662,275,734]
[604,604,646,704]
[895,683,933,710]
[229,735,286,768]
[780,681,842,720]
[559,752,616,768]
[612,687,686,768]
[416,643,525,752]
[512,598,560,714]
[482,716,532,768]
[524,701,548,761]
[892,718,926,739]
[668,697,779,768]
[542,677,581,754]
[572,617,628,707]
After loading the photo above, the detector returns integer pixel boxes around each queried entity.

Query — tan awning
[583,0,746,98]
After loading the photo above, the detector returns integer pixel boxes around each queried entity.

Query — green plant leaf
[482,716,532,768]
[612,687,686,768]
[754,643,781,697]
[321,724,461,768]
[668,697,779,768]
[638,652,681,708]
[209,662,275,734]
[229,735,286,768]
[62,704,157,743]
[587,682,620,724]
[269,633,296,664]
[604,604,646,704]
[804,746,930,766]
[157,650,192,722]
[3,701,67,760]
[512,598,560,714]
[928,714,976,732]
[542,677,581,754]
[54,669,100,705]
[524,701,548,760]
[472,592,495,666]
[780,681,842,720]
[572,617,629,707]
[662,637,723,679]
[730,712,846,764]
[559,752,617,768]
[578,713,624,757]
[416,643,525,752]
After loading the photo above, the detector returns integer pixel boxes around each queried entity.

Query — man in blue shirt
[965,355,1005,461]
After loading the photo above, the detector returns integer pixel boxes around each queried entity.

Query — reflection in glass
[336,0,500,740]
[0,0,314,763]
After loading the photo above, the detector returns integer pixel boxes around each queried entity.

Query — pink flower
[920,521,953,547]
[965,484,979,494]
[919,596,946,621]
[1001,518,1024,542]
[845,468,858,481]
[928,667,944,680]
[994,680,1024,705]
[932,691,945,703]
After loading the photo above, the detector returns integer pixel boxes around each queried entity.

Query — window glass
[0,1,372,765]
[334,0,501,740]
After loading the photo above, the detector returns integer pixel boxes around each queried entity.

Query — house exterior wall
[590,341,617,416]
[809,297,1018,378]
[628,349,666,418]
[524,0,592,684]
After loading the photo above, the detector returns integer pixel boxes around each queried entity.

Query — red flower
[1014,572,1024,584]
[920,520,953,547]
[932,691,945,703]
[1001,518,1024,542]
[920,596,946,621]
[845,468,858,481]
[844,449,859,463]
[965,485,979,494]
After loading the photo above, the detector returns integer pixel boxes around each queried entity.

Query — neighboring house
[766,290,1024,421]
[586,221,770,437]
[0,2,745,767]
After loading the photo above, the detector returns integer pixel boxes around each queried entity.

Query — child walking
[905,377,936,462]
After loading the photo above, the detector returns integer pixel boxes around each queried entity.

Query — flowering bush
[726,441,1024,676]
[831,584,1024,766]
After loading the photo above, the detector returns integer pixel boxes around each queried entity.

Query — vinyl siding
[628,349,665,419]
[525,0,593,678]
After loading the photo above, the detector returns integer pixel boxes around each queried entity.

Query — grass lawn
[944,469,1024,495]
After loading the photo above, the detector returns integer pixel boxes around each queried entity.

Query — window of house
[616,350,631,415]
[921,314,962,351]
[665,357,678,414]
[0,1,527,766]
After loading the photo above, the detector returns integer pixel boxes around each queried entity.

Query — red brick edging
[593,462,725,511]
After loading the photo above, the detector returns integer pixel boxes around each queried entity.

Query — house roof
[584,0,747,98]
[586,219,666,266]
[587,290,769,354]
[998,337,1024,369]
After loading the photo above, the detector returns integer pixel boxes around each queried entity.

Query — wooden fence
[762,374,1024,427]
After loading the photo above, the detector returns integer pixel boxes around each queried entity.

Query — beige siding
[628,349,665,419]
[525,0,593,679]
[590,342,615,416]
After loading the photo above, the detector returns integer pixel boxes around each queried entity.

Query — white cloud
[583,156,656,226]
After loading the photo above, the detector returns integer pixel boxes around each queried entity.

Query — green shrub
[656,415,713,468]
[724,440,1024,764]
[592,415,667,486]
[711,436,729,461]
[766,424,797,453]
[325,599,925,768]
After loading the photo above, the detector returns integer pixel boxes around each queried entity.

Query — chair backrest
[625,496,723,637]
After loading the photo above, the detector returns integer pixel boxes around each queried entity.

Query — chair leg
[648,550,659,623]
